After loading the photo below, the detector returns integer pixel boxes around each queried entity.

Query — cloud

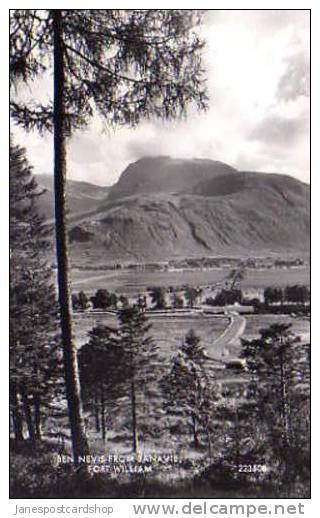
[249,111,309,147]
[11,10,310,186]
[206,9,310,32]
[68,134,105,165]
[277,52,310,102]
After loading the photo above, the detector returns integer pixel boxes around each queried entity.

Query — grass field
[73,312,229,358]
[243,314,310,342]
[73,310,309,376]
[71,266,310,295]
[71,262,310,356]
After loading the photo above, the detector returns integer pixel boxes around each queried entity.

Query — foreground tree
[79,324,122,444]
[241,323,310,487]
[10,9,208,464]
[117,305,159,454]
[79,313,160,451]
[162,329,214,449]
[10,140,63,442]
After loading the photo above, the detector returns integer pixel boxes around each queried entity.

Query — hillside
[108,156,237,199]
[35,174,110,219]
[66,157,310,263]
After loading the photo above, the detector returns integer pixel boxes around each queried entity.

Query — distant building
[241,288,264,303]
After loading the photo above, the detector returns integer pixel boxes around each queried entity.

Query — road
[207,311,247,361]
[74,306,247,365]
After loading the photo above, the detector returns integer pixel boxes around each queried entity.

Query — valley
[70,263,310,294]
[35,156,310,494]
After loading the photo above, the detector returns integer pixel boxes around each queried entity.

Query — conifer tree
[117,305,159,454]
[78,324,122,444]
[162,329,214,449]
[241,323,310,485]
[10,139,63,442]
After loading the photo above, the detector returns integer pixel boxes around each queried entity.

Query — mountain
[109,156,237,199]
[35,174,111,219]
[66,157,310,263]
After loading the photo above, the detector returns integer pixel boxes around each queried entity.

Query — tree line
[72,286,203,311]
[264,286,310,305]
[205,285,310,309]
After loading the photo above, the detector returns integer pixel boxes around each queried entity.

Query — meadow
[73,311,229,357]
[71,265,310,295]
[243,314,310,342]
[71,263,310,353]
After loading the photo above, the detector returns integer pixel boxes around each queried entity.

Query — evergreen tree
[284,285,310,304]
[10,140,63,442]
[241,323,310,486]
[71,293,79,311]
[264,287,284,305]
[214,288,242,306]
[117,305,159,454]
[162,329,214,449]
[10,9,208,464]
[78,324,122,444]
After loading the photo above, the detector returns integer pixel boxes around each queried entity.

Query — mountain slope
[68,158,310,263]
[35,174,110,218]
[108,156,237,199]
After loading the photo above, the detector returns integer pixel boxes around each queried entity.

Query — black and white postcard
[9,7,311,504]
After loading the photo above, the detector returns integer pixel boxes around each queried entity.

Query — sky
[12,9,310,186]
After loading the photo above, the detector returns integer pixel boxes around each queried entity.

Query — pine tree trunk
[21,386,36,441]
[100,384,106,444]
[33,392,42,440]
[131,371,138,454]
[10,386,24,441]
[52,9,89,465]
[94,389,100,433]
[279,351,291,447]
[191,414,199,447]
[204,420,212,461]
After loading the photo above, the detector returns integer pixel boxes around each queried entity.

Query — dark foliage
[10,140,63,442]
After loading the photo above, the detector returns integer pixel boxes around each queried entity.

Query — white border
[2,2,317,516]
